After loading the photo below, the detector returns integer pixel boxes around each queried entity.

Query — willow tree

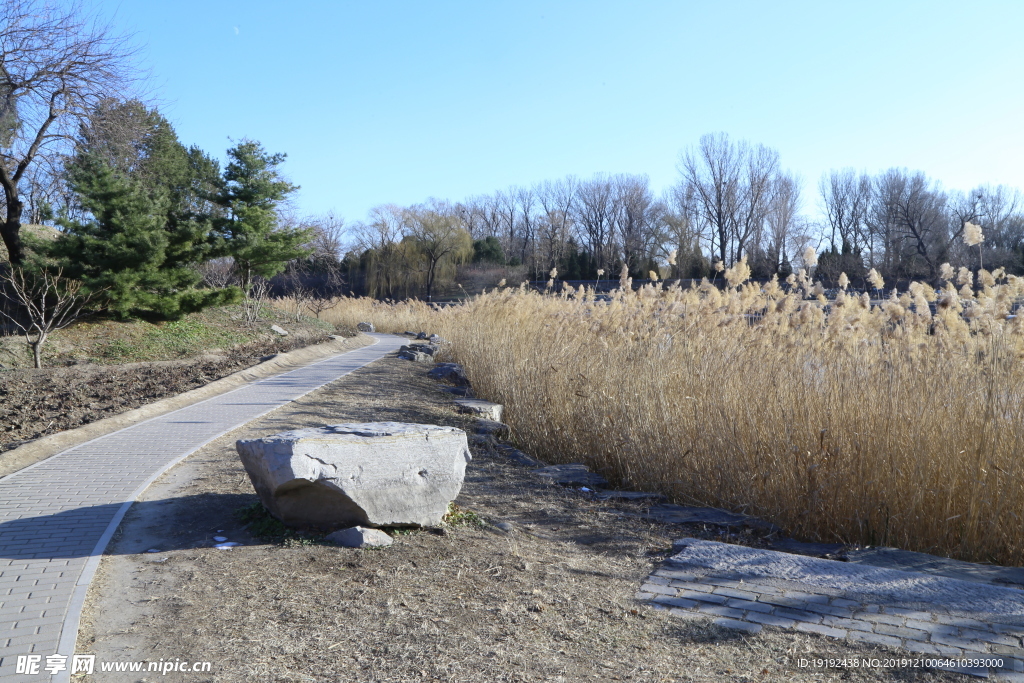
[403,204,473,301]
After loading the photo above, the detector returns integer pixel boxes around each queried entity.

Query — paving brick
[903,640,943,655]
[795,622,846,639]
[639,583,676,596]
[712,618,761,634]
[677,589,729,605]
[803,602,854,618]
[695,603,745,619]
[724,598,774,615]
[783,590,830,604]
[830,597,860,609]
[993,624,1024,637]
[745,611,796,628]
[773,608,822,624]
[931,631,989,650]
[673,581,714,593]
[755,595,808,610]
[872,623,930,640]
[819,615,874,633]
[934,614,995,630]
[856,612,905,626]
[960,628,1021,648]
[651,595,698,610]
[846,630,903,648]
[905,619,957,636]
[882,606,934,621]
[711,586,760,601]
[645,575,672,586]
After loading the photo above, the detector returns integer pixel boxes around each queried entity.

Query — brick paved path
[638,538,1024,681]
[0,334,405,681]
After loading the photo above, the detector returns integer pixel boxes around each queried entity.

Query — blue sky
[99,0,1024,223]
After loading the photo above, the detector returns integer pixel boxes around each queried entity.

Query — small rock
[397,351,431,363]
[214,542,240,549]
[494,522,514,532]
[428,363,469,386]
[217,530,224,533]
[494,444,541,467]
[327,526,393,548]
[270,324,289,336]
[357,322,375,332]
[475,420,510,438]
[428,334,444,344]
[453,399,503,422]
[213,536,228,542]
[416,332,428,340]
[146,549,160,553]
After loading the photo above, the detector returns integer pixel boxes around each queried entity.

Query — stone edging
[0,334,372,479]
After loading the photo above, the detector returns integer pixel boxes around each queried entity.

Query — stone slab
[846,547,1024,589]
[669,538,1024,623]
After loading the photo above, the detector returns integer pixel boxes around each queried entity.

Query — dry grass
[276,267,1024,565]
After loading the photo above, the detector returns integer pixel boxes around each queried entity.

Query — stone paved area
[638,538,1024,680]
[0,334,405,681]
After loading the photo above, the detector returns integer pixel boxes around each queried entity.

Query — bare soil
[77,353,966,683]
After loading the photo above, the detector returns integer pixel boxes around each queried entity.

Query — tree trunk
[31,335,44,369]
[1,196,24,265]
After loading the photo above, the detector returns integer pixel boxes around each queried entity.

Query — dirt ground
[76,353,968,683]
[0,330,332,455]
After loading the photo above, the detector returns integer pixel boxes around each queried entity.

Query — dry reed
[278,272,1024,565]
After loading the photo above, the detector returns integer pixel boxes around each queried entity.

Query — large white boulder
[236,422,471,528]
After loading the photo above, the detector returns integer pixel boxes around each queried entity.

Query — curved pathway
[0,333,406,681]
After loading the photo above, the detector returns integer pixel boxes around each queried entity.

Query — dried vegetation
[286,264,1024,565]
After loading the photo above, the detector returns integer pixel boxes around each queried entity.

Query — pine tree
[51,155,236,318]
[213,140,311,292]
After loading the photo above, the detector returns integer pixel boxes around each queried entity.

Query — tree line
[343,131,1024,294]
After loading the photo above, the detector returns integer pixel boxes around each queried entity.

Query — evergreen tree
[212,140,311,292]
[51,155,236,318]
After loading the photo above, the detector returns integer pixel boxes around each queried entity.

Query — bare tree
[0,0,139,264]
[613,174,662,273]
[820,169,872,253]
[535,177,576,273]
[764,172,801,274]
[573,175,617,271]
[242,276,269,327]
[678,133,743,265]
[0,266,99,367]
[197,257,236,289]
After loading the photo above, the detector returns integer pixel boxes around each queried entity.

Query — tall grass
[285,272,1024,565]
